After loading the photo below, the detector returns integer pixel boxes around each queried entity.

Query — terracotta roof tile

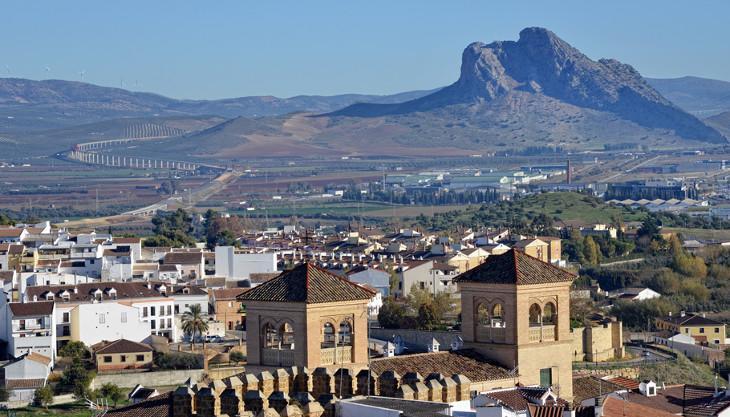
[238,263,375,304]
[604,376,640,391]
[26,282,167,303]
[572,376,624,404]
[454,249,574,285]
[106,391,171,417]
[371,350,512,383]
[94,339,153,354]
[163,252,203,265]
[603,395,677,417]
[213,288,248,301]
[25,352,52,366]
[683,384,730,417]
[5,379,45,390]
[9,301,54,316]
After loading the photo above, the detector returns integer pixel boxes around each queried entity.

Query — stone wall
[167,365,473,417]
[91,366,245,389]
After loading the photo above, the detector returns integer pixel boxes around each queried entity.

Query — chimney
[562,402,576,417]
[680,311,686,318]
[594,396,604,417]
[73,286,78,294]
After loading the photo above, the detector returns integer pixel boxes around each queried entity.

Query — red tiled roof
[163,252,203,265]
[454,249,575,285]
[213,288,248,301]
[604,376,640,390]
[683,384,730,417]
[371,350,511,383]
[25,352,52,366]
[114,238,141,244]
[238,263,375,304]
[0,228,24,238]
[603,395,677,417]
[5,379,45,390]
[9,301,54,316]
[106,392,171,417]
[26,282,167,303]
[94,339,153,355]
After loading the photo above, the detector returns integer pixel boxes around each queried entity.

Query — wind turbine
[45,66,51,76]
[79,70,86,81]
[4,65,9,75]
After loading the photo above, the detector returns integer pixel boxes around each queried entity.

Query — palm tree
[181,304,208,352]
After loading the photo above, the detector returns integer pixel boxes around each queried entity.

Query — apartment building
[25,282,177,348]
[0,300,56,361]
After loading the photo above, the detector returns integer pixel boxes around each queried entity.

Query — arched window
[322,322,336,348]
[279,322,295,349]
[543,302,556,325]
[476,303,490,326]
[529,304,542,326]
[339,321,352,346]
[491,303,504,327]
[263,323,280,349]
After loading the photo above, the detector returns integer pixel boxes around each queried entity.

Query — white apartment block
[214,247,277,280]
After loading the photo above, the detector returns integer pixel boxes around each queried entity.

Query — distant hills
[1,27,730,160]
[646,76,730,117]
[0,77,436,132]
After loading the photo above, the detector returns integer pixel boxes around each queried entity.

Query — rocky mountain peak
[331,27,724,142]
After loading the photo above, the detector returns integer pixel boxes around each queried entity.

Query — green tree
[100,383,124,407]
[34,385,54,409]
[378,298,407,329]
[582,236,601,265]
[417,303,437,330]
[59,341,88,360]
[59,357,94,398]
[182,304,209,351]
[229,350,245,363]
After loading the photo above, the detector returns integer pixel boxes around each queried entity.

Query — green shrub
[154,352,204,370]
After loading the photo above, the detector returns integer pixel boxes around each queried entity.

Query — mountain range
[1,27,730,159]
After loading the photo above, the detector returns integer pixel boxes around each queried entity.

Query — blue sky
[2,1,729,99]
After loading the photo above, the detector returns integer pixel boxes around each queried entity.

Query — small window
[228,301,233,308]
[62,312,70,323]
[539,368,553,387]
[120,355,126,363]
[150,307,156,316]
[136,355,145,361]
[150,320,156,330]
[715,328,720,333]
[648,386,655,395]
[142,307,148,317]
[700,328,705,334]
[174,305,179,314]
[103,356,112,363]
[99,314,105,324]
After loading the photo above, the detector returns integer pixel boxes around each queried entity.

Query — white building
[346,266,391,297]
[214,247,277,280]
[0,300,56,362]
[170,285,209,315]
[25,282,178,347]
[2,352,52,403]
[70,302,152,347]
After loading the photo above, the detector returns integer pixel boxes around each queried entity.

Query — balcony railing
[529,325,556,343]
[476,326,506,343]
[262,348,296,367]
[320,346,352,365]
